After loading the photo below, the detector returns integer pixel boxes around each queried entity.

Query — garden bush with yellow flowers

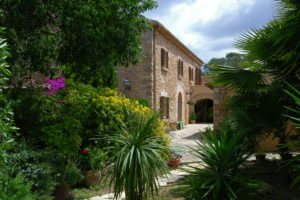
[9,78,169,195]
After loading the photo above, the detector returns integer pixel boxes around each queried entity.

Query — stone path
[168,124,213,163]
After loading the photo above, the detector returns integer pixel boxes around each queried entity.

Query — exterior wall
[153,31,198,124]
[213,86,234,130]
[117,31,154,106]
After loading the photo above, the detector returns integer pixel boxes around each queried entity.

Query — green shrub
[135,98,151,108]
[78,146,107,171]
[105,107,169,200]
[285,80,300,187]
[190,111,196,121]
[0,170,37,200]
[176,127,258,200]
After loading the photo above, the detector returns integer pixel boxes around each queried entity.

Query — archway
[195,99,213,123]
[178,92,183,121]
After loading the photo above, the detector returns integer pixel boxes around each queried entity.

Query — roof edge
[149,19,204,66]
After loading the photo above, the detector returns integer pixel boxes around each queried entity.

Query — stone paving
[168,124,213,163]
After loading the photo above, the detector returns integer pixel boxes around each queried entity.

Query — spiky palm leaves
[105,108,169,200]
[176,128,257,200]
[285,79,300,186]
[235,0,300,77]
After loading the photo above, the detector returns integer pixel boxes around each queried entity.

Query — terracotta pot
[84,170,101,186]
[168,159,180,168]
[54,185,71,200]
[190,120,196,124]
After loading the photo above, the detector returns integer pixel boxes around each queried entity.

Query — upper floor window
[161,48,169,68]
[177,59,183,77]
[189,67,194,81]
[195,66,202,85]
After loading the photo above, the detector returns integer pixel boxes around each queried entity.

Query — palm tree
[208,0,300,159]
[105,107,169,200]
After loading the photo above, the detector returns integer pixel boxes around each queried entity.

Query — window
[189,67,194,81]
[195,66,202,85]
[161,48,169,68]
[177,59,183,77]
[160,96,169,119]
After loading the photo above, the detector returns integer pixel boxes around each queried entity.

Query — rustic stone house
[117,20,214,125]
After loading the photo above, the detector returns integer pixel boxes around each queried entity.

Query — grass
[73,180,111,199]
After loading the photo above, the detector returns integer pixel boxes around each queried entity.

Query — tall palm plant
[176,127,257,200]
[210,65,294,158]
[105,107,169,200]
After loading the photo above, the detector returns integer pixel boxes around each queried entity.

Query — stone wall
[213,86,234,130]
[153,31,200,124]
[117,21,204,125]
[117,31,154,106]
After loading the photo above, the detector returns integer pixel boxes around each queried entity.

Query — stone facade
[117,20,204,124]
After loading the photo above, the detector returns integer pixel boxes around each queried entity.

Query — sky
[143,0,276,63]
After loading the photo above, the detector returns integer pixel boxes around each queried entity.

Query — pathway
[168,124,213,163]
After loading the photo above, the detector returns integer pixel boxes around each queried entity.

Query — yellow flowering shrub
[93,88,169,144]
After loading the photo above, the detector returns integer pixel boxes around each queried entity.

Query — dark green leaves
[105,108,169,200]
[176,128,257,200]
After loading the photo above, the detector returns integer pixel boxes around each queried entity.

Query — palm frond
[209,65,265,92]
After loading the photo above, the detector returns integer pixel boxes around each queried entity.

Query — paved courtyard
[168,124,213,163]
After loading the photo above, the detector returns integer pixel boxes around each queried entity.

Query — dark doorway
[195,99,213,123]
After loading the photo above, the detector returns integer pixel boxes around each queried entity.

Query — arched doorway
[195,99,213,123]
[178,92,183,121]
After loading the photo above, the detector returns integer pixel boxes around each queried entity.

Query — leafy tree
[0,0,157,87]
[203,52,248,74]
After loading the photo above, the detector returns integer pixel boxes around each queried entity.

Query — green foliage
[235,0,300,77]
[284,79,300,187]
[105,108,169,200]
[203,52,249,74]
[1,0,157,87]
[135,98,151,108]
[78,147,107,171]
[0,169,37,200]
[5,145,55,199]
[0,22,37,199]
[176,127,258,200]
[189,111,196,120]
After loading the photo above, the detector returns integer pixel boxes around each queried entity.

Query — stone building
[117,20,212,125]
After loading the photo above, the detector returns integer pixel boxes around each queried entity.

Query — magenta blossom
[44,76,65,95]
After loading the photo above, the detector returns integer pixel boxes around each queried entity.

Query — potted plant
[190,112,196,124]
[54,160,83,200]
[168,152,182,168]
[79,147,107,186]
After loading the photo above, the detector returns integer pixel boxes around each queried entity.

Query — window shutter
[178,59,180,76]
[166,98,169,119]
[161,48,165,67]
[166,51,169,68]
[192,69,194,81]
[181,61,183,75]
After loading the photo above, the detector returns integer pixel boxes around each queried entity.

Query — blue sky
[143,0,276,63]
